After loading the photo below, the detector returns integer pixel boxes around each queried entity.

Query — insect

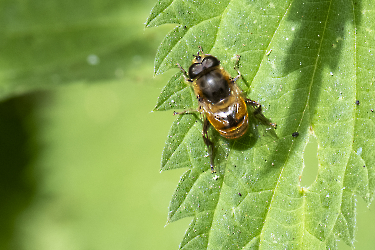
[175,47,275,173]
[292,132,299,137]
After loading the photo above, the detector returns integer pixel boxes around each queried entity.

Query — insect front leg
[232,55,242,82]
[202,118,216,173]
[197,46,204,57]
[176,63,193,84]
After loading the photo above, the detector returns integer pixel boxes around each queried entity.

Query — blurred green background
[0,0,374,249]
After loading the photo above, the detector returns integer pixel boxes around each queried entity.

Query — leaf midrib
[257,0,335,247]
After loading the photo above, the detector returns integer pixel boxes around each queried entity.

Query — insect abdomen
[206,97,249,139]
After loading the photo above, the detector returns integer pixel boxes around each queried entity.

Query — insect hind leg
[245,98,260,108]
[254,105,277,128]
[174,107,215,173]
[246,100,277,129]
[202,118,216,173]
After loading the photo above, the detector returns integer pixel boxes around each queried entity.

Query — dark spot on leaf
[292,132,299,137]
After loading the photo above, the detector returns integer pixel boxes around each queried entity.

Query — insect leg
[173,109,199,115]
[232,55,242,82]
[246,101,277,128]
[202,118,216,173]
[245,98,260,108]
[235,55,274,128]
[253,105,277,128]
[197,46,204,56]
[176,63,193,83]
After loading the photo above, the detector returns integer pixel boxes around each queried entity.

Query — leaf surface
[148,0,375,249]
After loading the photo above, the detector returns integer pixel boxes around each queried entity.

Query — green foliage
[147,0,375,249]
[0,1,183,249]
[0,0,153,100]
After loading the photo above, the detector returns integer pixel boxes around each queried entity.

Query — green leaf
[154,73,196,111]
[148,0,375,249]
[0,1,155,101]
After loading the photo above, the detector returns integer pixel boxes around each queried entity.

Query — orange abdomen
[205,97,249,139]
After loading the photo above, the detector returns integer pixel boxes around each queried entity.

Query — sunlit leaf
[148,0,375,249]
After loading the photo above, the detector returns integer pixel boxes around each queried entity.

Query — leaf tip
[164,219,170,227]
[152,103,161,112]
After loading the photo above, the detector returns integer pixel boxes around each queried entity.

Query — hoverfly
[175,47,275,173]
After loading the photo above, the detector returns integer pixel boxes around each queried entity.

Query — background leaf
[0,1,190,249]
[148,0,375,249]
[0,0,153,100]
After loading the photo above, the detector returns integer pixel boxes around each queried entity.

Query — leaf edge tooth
[145,0,175,28]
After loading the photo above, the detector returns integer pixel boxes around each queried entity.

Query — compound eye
[202,56,220,68]
[188,63,204,79]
